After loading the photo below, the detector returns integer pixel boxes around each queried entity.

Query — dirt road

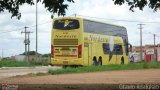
[0,69,160,90]
[1,69,160,84]
[0,66,61,79]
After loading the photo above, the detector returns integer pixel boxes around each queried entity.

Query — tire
[121,57,124,64]
[98,57,102,66]
[92,57,97,66]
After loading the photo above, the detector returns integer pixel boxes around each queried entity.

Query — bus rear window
[53,19,80,30]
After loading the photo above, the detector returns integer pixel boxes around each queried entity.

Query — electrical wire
[76,14,160,24]
[1,15,160,35]
[0,20,52,34]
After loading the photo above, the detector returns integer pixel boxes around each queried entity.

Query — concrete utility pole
[138,24,145,61]
[27,31,33,61]
[36,0,38,61]
[154,34,156,46]
[154,34,156,61]
[22,27,33,62]
[21,26,29,61]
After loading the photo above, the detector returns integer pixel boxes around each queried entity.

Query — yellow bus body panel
[51,17,128,66]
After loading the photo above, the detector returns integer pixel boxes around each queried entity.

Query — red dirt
[0,69,160,90]
[0,69,160,84]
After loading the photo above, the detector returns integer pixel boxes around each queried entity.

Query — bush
[48,62,160,75]
[0,60,48,67]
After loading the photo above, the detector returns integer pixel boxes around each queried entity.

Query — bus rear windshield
[53,19,80,30]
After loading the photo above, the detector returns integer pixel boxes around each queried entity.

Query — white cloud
[1,0,160,56]
[72,0,160,46]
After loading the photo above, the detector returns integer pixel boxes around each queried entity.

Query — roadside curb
[0,67,35,70]
[0,66,61,70]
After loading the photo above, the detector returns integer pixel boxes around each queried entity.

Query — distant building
[132,44,160,62]
[132,46,146,53]
[15,55,25,61]
[10,56,16,60]
[14,54,50,63]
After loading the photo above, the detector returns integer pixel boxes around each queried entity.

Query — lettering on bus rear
[55,35,76,38]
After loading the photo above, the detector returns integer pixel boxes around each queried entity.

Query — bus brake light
[51,45,54,58]
[78,44,82,58]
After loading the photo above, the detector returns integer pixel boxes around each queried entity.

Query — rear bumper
[51,58,83,66]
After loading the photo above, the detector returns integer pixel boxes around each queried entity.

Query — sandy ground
[0,66,61,79]
[0,69,160,90]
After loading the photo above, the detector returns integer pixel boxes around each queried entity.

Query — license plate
[63,61,68,64]
[62,50,70,55]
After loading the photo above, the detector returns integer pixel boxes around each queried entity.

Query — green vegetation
[0,60,48,67]
[48,62,160,75]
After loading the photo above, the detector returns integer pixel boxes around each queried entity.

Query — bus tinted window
[53,19,80,30]
[113,45,123,55]
[103,43,110,54]
[103,43,123,55]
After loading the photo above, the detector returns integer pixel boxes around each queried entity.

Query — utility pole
[22,27,33,62]
[27,32,33,61]
[138,24,145,61]
[154,34,156,46]
[154,34,156,61]
[36,0,38,61]
[21,26,29,61]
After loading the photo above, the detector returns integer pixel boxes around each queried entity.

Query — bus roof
[53,16,128,43]
[53,16,125,28]
[83,18,125,28]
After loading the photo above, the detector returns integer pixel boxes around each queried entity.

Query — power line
[1,15,160,35]
[21,26,29,61]
[0,27,24,34]
[146,32,160,38]
[76,15,160,24]
[0,20,52,34]
[21,27,33,61]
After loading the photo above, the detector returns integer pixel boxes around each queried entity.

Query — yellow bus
[51,17,129,66]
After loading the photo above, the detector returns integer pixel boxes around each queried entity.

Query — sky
[0,0,160,57]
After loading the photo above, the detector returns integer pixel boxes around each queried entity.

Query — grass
[0,60,48,67]
[48,62,160,75]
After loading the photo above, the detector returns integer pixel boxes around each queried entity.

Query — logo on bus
[55,35,76,38]
[84,35,107,42]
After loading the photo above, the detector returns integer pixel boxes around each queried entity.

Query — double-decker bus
[51,17,129,66]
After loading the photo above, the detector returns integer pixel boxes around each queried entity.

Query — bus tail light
[51,45,54,58]
[78,44,82,58]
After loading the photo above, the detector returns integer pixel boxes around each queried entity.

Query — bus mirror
[51,15,54,19]
[129,45,132,52]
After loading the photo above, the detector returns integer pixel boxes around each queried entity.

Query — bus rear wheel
[121,57,124,64]
[98,57,102,66]
[92,57,97,66]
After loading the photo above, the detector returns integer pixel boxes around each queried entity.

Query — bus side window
[102,43,110,54]
[114,45,123,55]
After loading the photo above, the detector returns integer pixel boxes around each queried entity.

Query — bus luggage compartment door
[84,43,92,66]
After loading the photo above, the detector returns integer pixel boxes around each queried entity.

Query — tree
[20,51,41,55]
[42,53,50,57]
[113,0,160,12]
[1,0,160,19]
[0,0,74,19]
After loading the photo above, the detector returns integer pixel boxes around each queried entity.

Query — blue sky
[0,0,160,57]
